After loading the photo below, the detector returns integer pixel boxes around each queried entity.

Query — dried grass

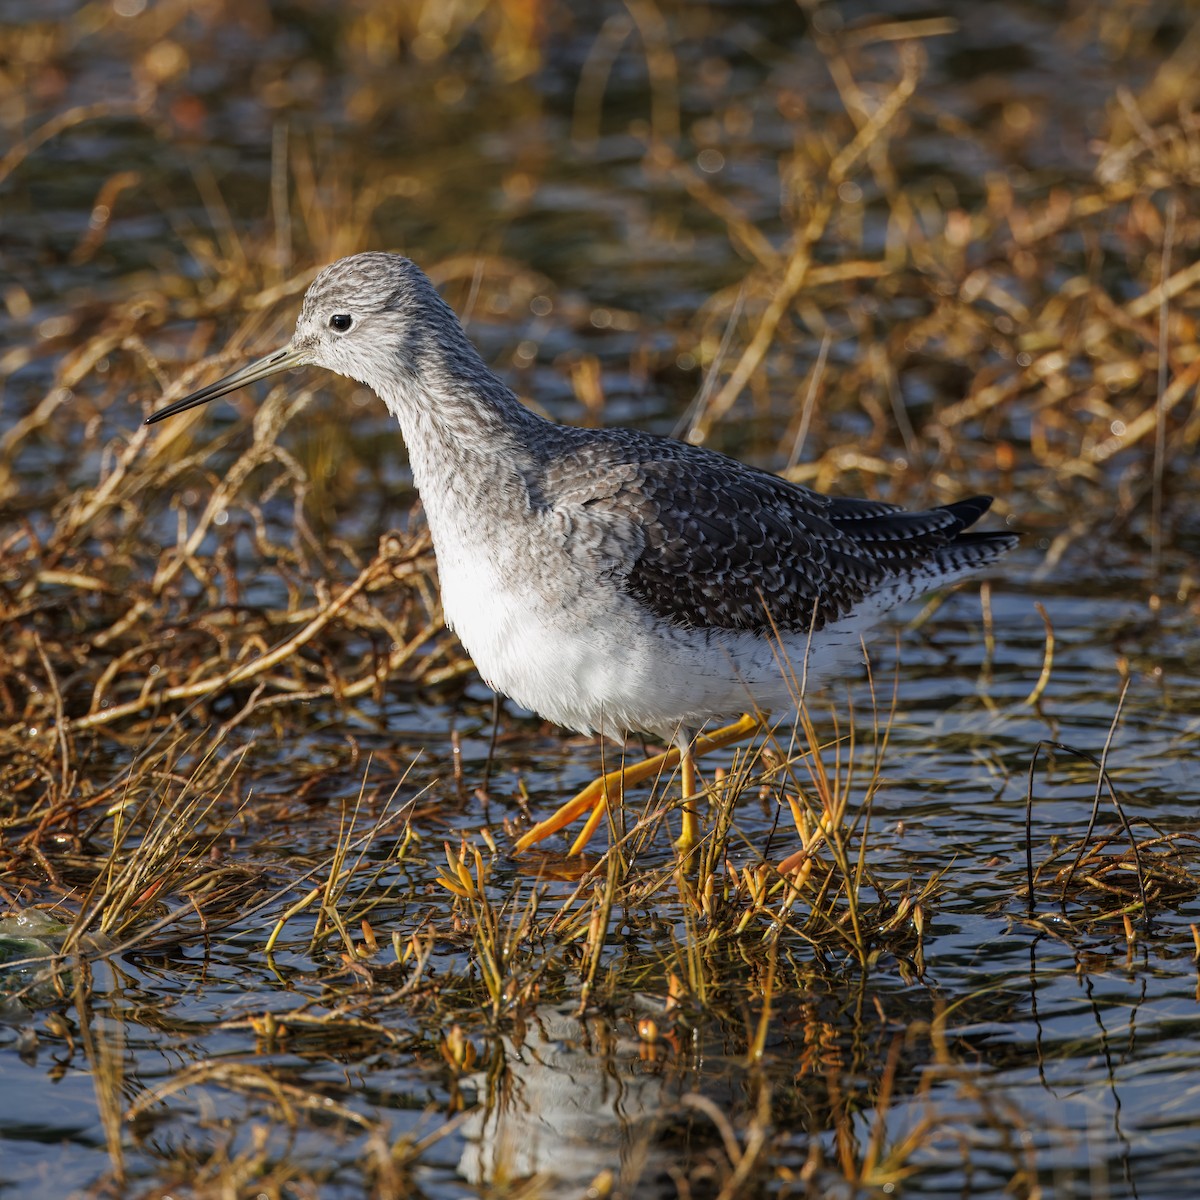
[2,3,1200,1198]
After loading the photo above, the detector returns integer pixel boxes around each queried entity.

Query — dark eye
[329,313,353,332]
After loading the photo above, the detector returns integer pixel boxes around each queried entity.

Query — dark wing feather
[543,428,1011,636]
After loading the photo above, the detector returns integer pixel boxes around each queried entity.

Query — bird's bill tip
[145,344,308,425]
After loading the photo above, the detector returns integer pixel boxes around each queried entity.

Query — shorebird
[148,252,1017,855]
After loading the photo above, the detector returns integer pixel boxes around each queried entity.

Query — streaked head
[145,253,444,425]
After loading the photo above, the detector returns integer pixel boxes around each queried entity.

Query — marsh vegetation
[2,2,1200,1196]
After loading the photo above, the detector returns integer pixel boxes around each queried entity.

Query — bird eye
[329,313,353,332]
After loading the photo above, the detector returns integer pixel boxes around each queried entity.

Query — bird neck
[374,335,545,547]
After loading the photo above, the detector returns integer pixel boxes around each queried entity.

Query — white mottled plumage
[149,252,1018,748]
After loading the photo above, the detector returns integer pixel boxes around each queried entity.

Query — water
[2,2,1199,1197]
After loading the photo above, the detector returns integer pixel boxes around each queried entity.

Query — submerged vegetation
[2,1,1200,1196]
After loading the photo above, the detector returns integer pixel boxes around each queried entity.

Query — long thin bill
[145,344,309,425]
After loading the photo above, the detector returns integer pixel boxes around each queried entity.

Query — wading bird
[148,253,1017,854]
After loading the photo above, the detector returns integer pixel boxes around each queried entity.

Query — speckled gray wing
[543,428,1012,636]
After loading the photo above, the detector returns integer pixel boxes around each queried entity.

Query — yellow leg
[513,713,763,855]
[677,745,699,851]
[568,788,612,856]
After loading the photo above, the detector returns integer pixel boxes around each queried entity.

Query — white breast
[435,530,618,734]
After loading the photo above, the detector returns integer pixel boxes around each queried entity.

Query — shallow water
[3,2,1200,1197]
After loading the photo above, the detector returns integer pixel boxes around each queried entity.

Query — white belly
[436,537,870,740]
[438,541,652,735]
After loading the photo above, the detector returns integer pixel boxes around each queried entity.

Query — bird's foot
[513,746,685,855]
[514,713,765,856]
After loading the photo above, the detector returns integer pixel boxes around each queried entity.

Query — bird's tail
[927,496,1019,584]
